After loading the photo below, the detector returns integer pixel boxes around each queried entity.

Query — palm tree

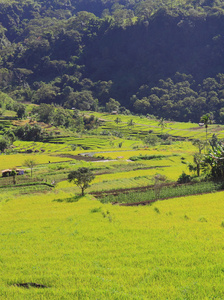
[94,117,101,135]
[127,119,135,131]
[200,114,211,150]
[158,117,167,135]
[114,117,122,131]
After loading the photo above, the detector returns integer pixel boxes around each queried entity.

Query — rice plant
[100,182,222,204]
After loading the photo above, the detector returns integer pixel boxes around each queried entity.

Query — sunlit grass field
[0,192,224,299]
[1,139,194,194]
[1,113,224,299]
[0,153,72,170]
[87,111,224,140]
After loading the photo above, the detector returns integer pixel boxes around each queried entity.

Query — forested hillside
[0,0,224,122]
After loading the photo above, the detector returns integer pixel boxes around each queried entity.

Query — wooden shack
[2,169,12,177]
[2,169,24,177]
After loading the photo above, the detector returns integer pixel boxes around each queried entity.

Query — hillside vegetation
[0,107,223,298]
[0,0,224,122]
[1,1,224,298]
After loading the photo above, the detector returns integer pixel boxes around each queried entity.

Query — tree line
[0,1,224,122]
[131,73,224,123]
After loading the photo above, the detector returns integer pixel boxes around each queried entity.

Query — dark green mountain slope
[0,1,224,122]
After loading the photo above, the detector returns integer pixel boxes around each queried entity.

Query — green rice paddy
[0,112,224,299]
[0,192,224,299]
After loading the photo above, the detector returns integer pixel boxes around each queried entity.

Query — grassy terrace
[0,192,224,299]
[0,112,223,299]
[87,112,224,140]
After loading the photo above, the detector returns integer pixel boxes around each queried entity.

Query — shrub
[160,133,170,140]
[144,134,160,146]
[112,131,123,138]
[129,154,166,161]
[154,207,160,214]
[90,207,102,213]
[198,217,207,222]
[161,140,172,145]
[100,182,222,204]
[177,172,191,184]
[71,144,77,150]
[100,130,111,136]
[0,137,10,152]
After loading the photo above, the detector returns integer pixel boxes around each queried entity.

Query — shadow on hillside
[53,195,83,203]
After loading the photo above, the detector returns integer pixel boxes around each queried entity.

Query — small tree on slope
[68,167,95,196]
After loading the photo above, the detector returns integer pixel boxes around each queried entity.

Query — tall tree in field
[127,119,135,131]
[114,117,122,131]
[154,174,166,199]
[200,114,211,150]
[68,167,95,196]
[24,159,36,177]
[192,139,205,154]
[158,117,167,135]
[190,153,204,177]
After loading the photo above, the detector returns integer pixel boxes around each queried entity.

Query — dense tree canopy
[1,1,224,122]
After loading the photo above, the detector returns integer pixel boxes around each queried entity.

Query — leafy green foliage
[203,143,224,180]
[24,158,36,177]
[0,2,224,122]
[83,115,100,130]
[14,103,26,119]
[100,181,222,204]
[188,153,204,177]
[106,98,120,113]
[32,104,75,127]
[177,172,192,184]
[14,123,46,141]
[68,167,95,195]
[0,137,11,152]
[144,134,160,146]
[129,154,166,161]
[200,113,212,148]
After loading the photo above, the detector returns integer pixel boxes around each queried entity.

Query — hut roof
[2,169,12,173]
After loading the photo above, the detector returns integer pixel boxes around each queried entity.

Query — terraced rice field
[0,113,224,299]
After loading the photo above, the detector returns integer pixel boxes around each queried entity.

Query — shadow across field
[13,282,48,289]
[53,195,83,203]
[53,154,105,161]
